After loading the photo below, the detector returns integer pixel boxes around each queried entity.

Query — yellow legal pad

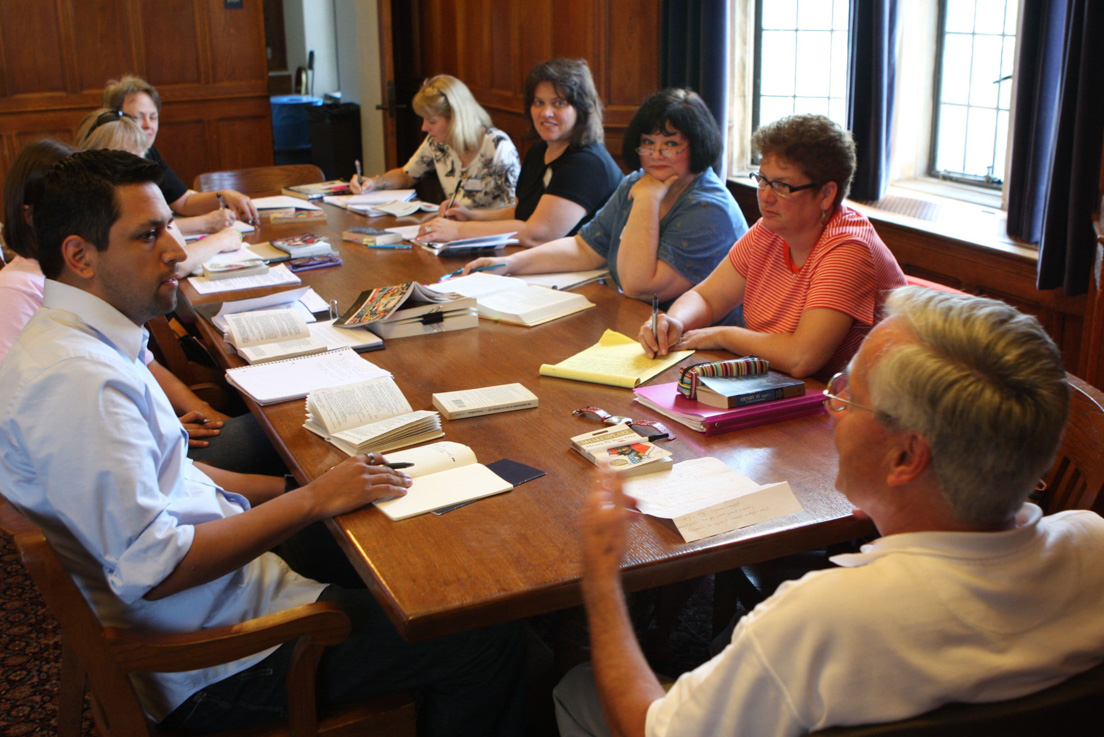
[539,329,694,388]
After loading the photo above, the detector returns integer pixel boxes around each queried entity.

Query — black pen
[651,293,660,342]
[443,176,465,218]
[383,462,414,470]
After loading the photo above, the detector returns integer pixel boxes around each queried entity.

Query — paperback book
[431,383,539,420]
[304,376,443,455]
[570,423,673,477]
[334,282,478,339]
[427,273,594,326]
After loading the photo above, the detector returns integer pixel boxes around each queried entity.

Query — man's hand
[582,474,638,583]
[304,453,412,518]
[637,313,684,359]
[178,409,225,448]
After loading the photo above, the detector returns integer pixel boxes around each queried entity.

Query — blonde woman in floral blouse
[351,75,520,209]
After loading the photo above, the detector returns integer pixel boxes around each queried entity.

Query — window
[930,0,1018,187]
[732,0,1020,207]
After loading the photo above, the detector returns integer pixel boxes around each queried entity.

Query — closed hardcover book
[694,371,806,409]
[432,383,539,420]
[342,227,403,246]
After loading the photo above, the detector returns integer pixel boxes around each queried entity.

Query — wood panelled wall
[0,0,274,207]
[403,0,661,166]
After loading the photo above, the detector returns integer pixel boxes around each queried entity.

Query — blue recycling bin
[270,95,323,163]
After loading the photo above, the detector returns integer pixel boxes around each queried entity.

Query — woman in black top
[417,59,623,247]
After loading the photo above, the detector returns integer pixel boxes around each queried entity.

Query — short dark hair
[102,74,162,113]
[523,59,605,146]
[34,150,164,280]
[752,114,856,209]
[622,89,722,174]
[2,139,74,260]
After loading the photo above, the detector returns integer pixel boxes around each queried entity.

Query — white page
[308,319,382,351]
[190,263,301,294]
[226,309,309,347]
[517,269,610,290]
[211,286,316,333]
[252,195,322,210]
[330,410,439,447]
[323,190,416,208]
[374,463,511,521]
[628,458,762,517]
[309,377,413,432]
[381,441,478,478]
[225,348,390,404]
[426,272,525,299]
[385,224,422,241]
[672,482,803,543]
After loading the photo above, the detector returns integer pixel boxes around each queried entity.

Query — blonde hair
[869,287,1069,525]
[74,108,148,156]
[412,75,491,154]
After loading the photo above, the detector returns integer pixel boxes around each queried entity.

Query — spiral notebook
[225,347,391,405]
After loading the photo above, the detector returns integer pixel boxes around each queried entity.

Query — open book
[427,273,594,326]
[224,308,382,364]
[304,376,443,455]
[373,442,513,520]
[335,282,478,339]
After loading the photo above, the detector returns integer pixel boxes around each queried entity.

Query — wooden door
[376,0,423,169]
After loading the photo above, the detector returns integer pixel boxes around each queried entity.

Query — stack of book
[416,232,518,255]
[427,273,594,327]
[634,375,824,435]
[334,282,478,339]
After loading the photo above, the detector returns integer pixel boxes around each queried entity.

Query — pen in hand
[651,294,660,356]
[354,159,362,187]
[443,176,465,219]
[216,192,226,211]
[383,462,414,470]
[438,263,504,282]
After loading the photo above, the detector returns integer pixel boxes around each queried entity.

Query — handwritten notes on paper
[626,457,803,543]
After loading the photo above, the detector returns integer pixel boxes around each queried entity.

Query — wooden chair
[193,164,325,198]
[145,315,234,411]
[1035,373,1104,515]
[14,530,417,737]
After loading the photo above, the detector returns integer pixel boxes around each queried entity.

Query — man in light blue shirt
[0,150,523,734]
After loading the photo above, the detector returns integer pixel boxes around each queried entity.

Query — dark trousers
[161,523,526,736]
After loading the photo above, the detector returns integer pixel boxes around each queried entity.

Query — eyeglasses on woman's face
[749,172,819,198]
[636,133,689,159]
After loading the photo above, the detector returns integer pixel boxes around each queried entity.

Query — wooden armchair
[193,164,325,198]
[1036,373,1104,515]
[14,530,416,737]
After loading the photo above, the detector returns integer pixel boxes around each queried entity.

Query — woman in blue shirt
[463,88,747,303]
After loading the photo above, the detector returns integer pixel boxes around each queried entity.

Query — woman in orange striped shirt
[640,114,906,380]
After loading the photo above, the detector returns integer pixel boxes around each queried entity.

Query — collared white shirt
[0,280,325,720]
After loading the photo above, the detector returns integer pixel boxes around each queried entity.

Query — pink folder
[634,382,826,435]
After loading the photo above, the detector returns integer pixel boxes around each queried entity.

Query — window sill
[728,178,1039,264]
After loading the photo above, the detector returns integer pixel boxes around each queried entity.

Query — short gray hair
[868,287,1069,525]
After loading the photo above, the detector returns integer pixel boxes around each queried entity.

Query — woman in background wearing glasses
[103,74,258,234]
[640,114,906,380]
[350,74,520,210]
[73,108,242,277]
[416,59,622,247]
[463,88,746,303]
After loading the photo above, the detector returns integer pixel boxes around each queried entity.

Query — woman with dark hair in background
[463,88,747,303]
[103,74,259,233]
[641,114,907,379]
[418,59,622,246]
[350,74,520,210]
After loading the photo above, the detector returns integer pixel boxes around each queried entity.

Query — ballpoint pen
[216,192,226,211]
[651,293,660,343]
[438,263,504,282]
[443,176,465,218]
[368,243,413,250]
[354,159,362,188]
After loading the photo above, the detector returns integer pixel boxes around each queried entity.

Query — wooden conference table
[178,202,875,642]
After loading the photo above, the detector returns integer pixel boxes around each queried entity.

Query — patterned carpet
[0,533,92,735]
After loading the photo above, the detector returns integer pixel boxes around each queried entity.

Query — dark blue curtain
[661,0,730,176]
[846,0,898,202]
[1008,0,1104,295]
